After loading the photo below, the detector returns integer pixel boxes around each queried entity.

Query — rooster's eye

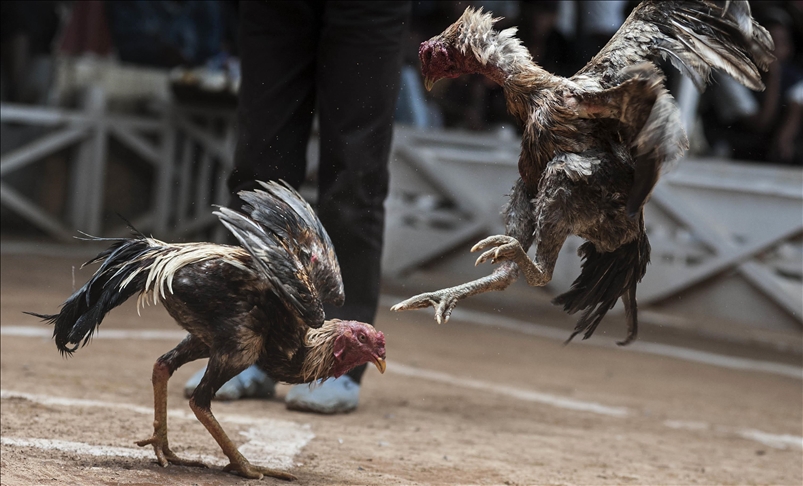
[358,334,366,342]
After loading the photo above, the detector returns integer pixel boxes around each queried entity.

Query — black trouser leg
[315,1,409,383]
[229,1,410,385]
[227,0,321,204]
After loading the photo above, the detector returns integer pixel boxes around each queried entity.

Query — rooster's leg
[472,184,571,288]
[136,334,209,468]
[392,178,538,324]
[618,282,639,346]
[472,228,568,289]
[471,235,551,283]
[189,354,297,481]
[391,261,519,323]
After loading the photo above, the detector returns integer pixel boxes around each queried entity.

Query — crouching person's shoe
[285,376,360,414]
[184,364,275,400]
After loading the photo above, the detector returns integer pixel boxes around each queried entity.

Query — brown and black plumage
[28,181,386,481]
[393,1,773,344]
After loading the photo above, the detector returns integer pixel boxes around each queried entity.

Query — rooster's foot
[223,460,297,481]
[471,235,526,266]
[136,435,207,468]
[390,289,461,324]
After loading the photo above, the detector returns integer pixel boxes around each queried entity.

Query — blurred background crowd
[2,0,801,166]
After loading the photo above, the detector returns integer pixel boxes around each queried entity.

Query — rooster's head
[320,320,386,378]
[419,7,531,90]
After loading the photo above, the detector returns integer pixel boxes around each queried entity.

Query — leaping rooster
[393,1,774,344]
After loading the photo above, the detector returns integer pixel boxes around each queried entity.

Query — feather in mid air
[28,181,386,480]
[393,1,774,345]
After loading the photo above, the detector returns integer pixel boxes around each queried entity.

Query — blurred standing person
[106,0,223,68]
[771,80,802,165]
[185,1,411,414]
[701,7,803,164]
[0,0,61,104]
[519,0,576,77]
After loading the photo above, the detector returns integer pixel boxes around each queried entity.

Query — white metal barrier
[0,93,236,241]
[2,105,800,334]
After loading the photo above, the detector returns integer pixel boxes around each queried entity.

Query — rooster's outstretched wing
[572,0,773,215]
[216,181,344,329]
[577,0,773,90]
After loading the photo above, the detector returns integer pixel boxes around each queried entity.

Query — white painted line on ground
[4,324,799,425]
[663,420,803,450]
[389,362,630,417]
[1,388,156,416]
[0,436,222,465]
[13,295,803,381]
[384,368,803,450]
[735,429,803,450]
[2,326,188,341]
[5,323,802,452]
[631,341,802,379]
[2,328,629,417]
[380,296,803,380]
[0,390,314,469]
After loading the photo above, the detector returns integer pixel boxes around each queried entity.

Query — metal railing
[2,101,800,335]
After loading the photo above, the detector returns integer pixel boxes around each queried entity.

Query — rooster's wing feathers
[216,181,344,329]
[577,0,773,91]
[240,181,344,306]
[573,0,772,216]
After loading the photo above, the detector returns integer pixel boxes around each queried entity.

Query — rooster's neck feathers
[299,320,343,383]
[451,7,547,85]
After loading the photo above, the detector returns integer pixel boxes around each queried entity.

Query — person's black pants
[229,1,410,383]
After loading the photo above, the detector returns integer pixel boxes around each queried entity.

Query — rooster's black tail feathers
[26,235,154,356]
[552,231,650,346]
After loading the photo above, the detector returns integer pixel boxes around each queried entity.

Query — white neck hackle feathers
[299,320,341,383]
[452,7,542,82]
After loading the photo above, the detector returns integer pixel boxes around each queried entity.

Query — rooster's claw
[223,461,297,481]
[391,291,459,324]
[136,435,207,468]
[471,235,525,266]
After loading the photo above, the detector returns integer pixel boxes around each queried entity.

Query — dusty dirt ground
[1,252,802,485]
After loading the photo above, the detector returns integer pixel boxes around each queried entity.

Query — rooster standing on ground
[29,181,387,481]
[393,1,774,344]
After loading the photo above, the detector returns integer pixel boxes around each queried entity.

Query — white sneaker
[285,376,360,414]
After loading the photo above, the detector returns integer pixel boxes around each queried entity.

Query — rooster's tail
[26,234,163,355]
[552,230,651,346]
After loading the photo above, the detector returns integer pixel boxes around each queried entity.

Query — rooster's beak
[372,356,386,374]
[424,77,437,91]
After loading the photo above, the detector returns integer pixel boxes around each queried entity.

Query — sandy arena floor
[1,252,801,485]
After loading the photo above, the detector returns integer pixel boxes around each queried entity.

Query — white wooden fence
[0,91,233,241]
[2,101,800,336]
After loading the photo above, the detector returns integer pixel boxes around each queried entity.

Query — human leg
[286,2,410,413]
[188,0,321,400]
[226,0,321,203]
